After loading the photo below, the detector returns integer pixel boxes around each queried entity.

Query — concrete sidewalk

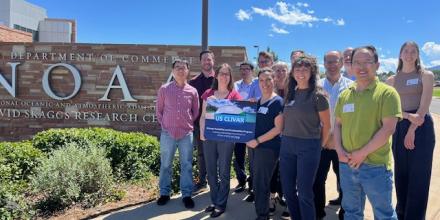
[94,115,440,220]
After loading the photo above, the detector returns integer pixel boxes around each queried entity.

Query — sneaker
[281,208,291,220]
[244,192,255,202]
[205,204,215,212]
[234,183,246,193]
[193,182,208,195]
[269,195,276,216]
[278,195,287,207]
[329,197,342,205]
[156,195,170,206]
[210,208,224,218]
[182,196,194,209]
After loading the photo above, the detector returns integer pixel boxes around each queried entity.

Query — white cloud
[322,17,332,23]
[235,9,252,21]
[335,19,345,26]
[271,24,289,34]
[296,2,309,7]
[251,2,344,27]
[268,34,274,37]
[406,19,414,23]
[422,42,440,58]
[430,60,440,66]
[378,57,398,73]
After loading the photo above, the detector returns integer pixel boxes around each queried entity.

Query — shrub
[0,184,34,220]
[31,128,198,193]
[0,142,42,220]
[31,142,115,211]
[0,141,43,183]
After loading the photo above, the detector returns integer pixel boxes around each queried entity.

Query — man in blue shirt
[248,51,274,100]
[314,50,352,220]
[232,62,255,193]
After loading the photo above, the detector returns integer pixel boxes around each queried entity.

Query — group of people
[155,41,435,220]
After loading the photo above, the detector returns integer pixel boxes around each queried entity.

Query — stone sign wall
[0,43,247,141]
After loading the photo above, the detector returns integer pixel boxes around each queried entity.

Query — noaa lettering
[0,63,137,102]
[98,65,137,102]
[42,63,81,100]
[0,62,20,97]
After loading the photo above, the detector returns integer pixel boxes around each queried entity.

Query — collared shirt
[189,72,214,125]
[342,71,356,80]
[318,75,353,130]
[234,78,255,100]
[335,78,402,169]
[156,81,199,139]
[248,78,262,100]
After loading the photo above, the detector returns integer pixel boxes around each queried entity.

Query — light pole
[202,0,208,51]
[253,45,259,62]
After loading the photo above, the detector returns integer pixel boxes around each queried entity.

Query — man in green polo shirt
[334,45,401,220]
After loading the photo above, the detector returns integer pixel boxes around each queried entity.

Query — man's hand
[347,150,368,169]
[336,148,350,163]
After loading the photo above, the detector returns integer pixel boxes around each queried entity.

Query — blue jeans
[280,136,321,220]
[159,130,194,197]
[340,163,397,220]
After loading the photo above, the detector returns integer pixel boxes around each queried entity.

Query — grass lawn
[434,87,440,97]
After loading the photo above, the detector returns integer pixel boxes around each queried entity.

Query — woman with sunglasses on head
[280,55,331,220]
[386,41,435,220]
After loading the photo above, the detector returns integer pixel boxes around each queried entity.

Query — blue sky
[29,0,440,72]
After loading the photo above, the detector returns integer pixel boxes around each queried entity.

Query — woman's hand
[407,113,424,126]
[404,129,416,150]
[246,139,258,148]
[200,132,206,141]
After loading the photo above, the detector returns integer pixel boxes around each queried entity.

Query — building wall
[39,19,76,43]
[0,0,11,27]
[0,25,32,42]
[9,0,47,31]
[0,43,247,141]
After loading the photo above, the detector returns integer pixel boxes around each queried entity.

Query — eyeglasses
[258,59,271,64]
[174,66,188,71]
[325,60,340,65]
[352,61,376,67]
[240,68,252,71]
[218,72,230,76]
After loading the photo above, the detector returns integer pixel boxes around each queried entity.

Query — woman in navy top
[246,67,283,220]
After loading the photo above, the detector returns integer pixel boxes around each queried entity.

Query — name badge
[286,100,295,106]
[239,91,248,99]
[258,107,269,114]
[343,103,354,113]
[406,78,419,86]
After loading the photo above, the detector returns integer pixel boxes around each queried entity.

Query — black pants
[251,147,279,218]
[313,148,342,218]
[233,142,247,185]
[392,113,435,220]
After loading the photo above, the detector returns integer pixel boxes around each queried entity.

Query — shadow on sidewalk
[100,187,343,220]
[102,189,256,220]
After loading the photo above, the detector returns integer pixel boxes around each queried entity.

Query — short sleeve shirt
[201,89,242,101]
[282,89,329,139]
[255,96,283,151]
[335,78,402,169]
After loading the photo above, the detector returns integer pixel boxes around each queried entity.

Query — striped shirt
[156,81,200,139]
